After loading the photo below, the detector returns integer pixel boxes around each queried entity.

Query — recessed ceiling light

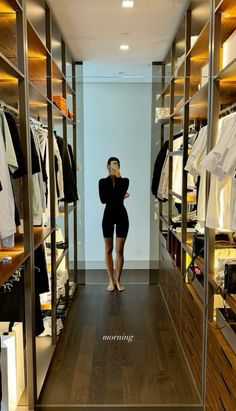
[120,44,130,51]
[122,0,134,8]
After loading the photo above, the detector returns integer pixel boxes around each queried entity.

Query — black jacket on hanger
[55,133,78,203]
[4,112,27,178]
[68,144,77,183]
[151,140,169,198]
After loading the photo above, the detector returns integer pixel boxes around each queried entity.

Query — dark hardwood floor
[39,283,201,407]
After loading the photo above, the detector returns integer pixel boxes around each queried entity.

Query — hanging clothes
[56,133,78,203]
[201,113,236,230]
[185,126,208,226]
[158,135,196,203]
[151,140,169,198]
[0,110,16,244]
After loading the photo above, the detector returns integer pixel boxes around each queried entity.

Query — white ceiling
[47,0,189,62]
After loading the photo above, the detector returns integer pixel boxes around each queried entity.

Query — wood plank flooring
[85,269,150,284]
[39,283,201,406]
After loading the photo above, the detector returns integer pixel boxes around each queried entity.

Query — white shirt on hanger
[0,112,16,241]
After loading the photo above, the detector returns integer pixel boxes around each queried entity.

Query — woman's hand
[110,166,120,177]
[124,192,130,199]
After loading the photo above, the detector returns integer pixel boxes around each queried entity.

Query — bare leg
[115,237,126,291]
[104,237,114,290]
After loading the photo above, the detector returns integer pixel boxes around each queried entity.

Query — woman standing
[99,157,129,292]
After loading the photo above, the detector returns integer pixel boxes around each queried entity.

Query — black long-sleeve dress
[99,176,129,238]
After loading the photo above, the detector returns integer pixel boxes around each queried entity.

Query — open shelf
[0,51,23,79]
[34,227,55,250]
[160,214,169,226]
[182,233,205,273]
[0,227,54,286]
[0,0,22,11]
[216,0,236,17]
[29,81,50,122]
[56,249,68,270]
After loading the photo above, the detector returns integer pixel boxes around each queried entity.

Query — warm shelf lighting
[120,44,129,51]
[122,0,134,8]
[30,102,47,107]
[28,55,47,60]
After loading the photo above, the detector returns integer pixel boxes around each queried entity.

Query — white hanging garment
[201,113,236,230]
[185,126,208,225]
[0,113,16,241]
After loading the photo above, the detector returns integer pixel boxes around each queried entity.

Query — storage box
[0,322,25,403]
[1,334,17,411]
[53,96,67,110]
[201,63,209,87]
[216,308,236,355]
[222,29,236,69]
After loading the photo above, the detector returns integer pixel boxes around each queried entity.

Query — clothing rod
[219,102,236,117]
[0,100,19,115]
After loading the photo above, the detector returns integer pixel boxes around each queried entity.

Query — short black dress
[99,176,129,238]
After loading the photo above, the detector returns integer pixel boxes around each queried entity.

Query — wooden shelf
[34,227,55,250]
[189,82,209,119]
[161,81,171,97]
[0,51,23,79]
[52,102,74,123]
[0,0,22,11]
[0,246,29,286]
[169,226,182,243]
[188,21,209,63]
[27,20,51,59]
[29,81,50,122]
[160,214,168,225]
[67,81,75,96]
[216,0,236,18]
[208,271,236,315]
[182,233,205,273]
[0,10,17,68]
[218,58,236,81]
[0,227,54,286]
[56,249,68,270]
[170,190,182,200]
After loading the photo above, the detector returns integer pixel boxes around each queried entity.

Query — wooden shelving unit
[154,0,236,409]
[0,0,78,409]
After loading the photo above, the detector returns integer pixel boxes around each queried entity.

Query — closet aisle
[38,283,202,409]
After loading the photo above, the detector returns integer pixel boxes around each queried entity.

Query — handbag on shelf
[192,233,231,258]
[224,263,236,293]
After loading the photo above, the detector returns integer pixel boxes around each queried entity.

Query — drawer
[207,357,236,411]
[206,369,231,411]
[206,373,222,411]
[182,286,203,337]
[183,339,202,393]
[182,321,202,362]
[208,326,236,397]
[168,296,181,336]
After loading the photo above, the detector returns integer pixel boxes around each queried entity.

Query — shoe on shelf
[115,282,125,292]
[107,281,114,291]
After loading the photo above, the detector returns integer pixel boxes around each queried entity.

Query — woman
[99,157,129,292]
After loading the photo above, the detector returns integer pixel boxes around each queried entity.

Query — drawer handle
[187,308,194,319]
[218,396,226,411]
[220,372,231,396]
[187,345,193,358]
[220,347,232,369]
[187,326,194,339]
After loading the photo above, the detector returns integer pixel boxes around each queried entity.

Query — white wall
[82,62,152,269]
